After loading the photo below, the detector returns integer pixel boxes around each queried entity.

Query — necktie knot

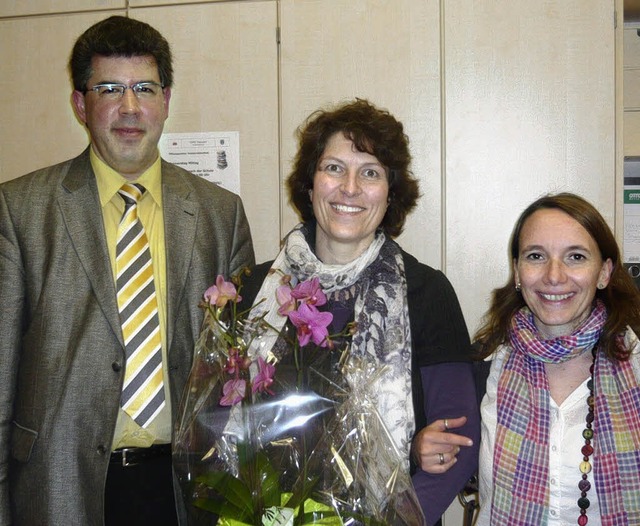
[118,183,146,208]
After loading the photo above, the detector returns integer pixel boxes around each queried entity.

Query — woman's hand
[411,416,474,474]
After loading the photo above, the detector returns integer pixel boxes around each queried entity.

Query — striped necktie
[116,183,165,428]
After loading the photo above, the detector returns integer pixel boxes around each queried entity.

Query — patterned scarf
[248,223,415,458]
[490,301,640,525]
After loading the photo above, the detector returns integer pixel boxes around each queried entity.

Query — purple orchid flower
[220,378,246,406]
[288,303,333,347]
[252,356,276,396]
[276,285,296,316]
[291,277,327,307]
[224,347,248,375]
[204,275,241,309]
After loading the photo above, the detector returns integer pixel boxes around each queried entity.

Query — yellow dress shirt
[91,147,171,449]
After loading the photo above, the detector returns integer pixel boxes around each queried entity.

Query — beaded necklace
[577,346,596,526]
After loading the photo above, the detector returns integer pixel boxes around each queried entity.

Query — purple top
[412,362,480,525]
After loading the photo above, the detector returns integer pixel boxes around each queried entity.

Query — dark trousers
[105,451,179,526]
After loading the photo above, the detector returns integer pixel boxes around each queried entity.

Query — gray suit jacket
[0,148,255,525]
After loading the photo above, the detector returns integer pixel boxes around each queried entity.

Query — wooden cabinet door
[444,0,617,332]
[279,0,443,268]
[0,12,122,183]
[128,3,280,262]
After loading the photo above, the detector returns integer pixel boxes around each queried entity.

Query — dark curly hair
[69,15,173,92]
[475,192,640,361]
[287,98,420,238]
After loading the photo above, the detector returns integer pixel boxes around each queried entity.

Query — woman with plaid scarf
[474,193,640,526]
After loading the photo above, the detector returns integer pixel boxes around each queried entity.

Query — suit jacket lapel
[162,161,198,353]
[57,149,124,347]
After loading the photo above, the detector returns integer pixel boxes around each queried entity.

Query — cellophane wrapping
[174,302,426,526]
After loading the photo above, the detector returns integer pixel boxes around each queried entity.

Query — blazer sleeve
[0,186,24,524]
[228,194,255,278]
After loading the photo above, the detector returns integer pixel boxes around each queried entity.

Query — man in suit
[0,16,254,525]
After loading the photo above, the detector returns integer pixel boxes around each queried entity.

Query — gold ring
[444,419,449,431]
[438,453,445,465]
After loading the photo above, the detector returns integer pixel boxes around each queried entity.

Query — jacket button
[97,445,107,455]
[112,361,122,372]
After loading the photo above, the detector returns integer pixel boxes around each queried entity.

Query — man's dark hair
[69,15,173,92]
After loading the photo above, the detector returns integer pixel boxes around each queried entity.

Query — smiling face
[311,132,389,264]
[514,208,613,339]
[71,55,171,180]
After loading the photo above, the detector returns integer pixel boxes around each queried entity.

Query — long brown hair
[475,192,640,361]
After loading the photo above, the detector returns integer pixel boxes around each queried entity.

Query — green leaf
[193,495,254,523]
[196,471,253,513]
[285,474,319,511]
[254,451,282,507]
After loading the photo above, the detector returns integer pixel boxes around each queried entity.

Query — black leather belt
[110,443,172,467]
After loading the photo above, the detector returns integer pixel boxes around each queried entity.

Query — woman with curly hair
[240,98,479,525]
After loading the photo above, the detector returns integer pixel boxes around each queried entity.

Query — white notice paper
[159,131,240,195]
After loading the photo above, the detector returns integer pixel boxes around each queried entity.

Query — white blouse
[476,347,601,526]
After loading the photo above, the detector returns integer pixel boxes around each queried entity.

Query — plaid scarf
[491,301,640,525]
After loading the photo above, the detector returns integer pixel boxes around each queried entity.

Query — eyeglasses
[85,81,164,101]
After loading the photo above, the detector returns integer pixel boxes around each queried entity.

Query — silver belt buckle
[121,447,137,467]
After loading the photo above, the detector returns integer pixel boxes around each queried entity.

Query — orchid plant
[176,270,410,526]
[174,270,425,526]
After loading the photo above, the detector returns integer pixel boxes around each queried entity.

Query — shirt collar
[91,146,163,208]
